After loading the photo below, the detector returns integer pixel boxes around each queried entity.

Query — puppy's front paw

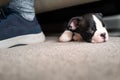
[59,30,73,42]
[73,33,83,41]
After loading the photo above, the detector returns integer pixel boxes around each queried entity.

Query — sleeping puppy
[59,13,109,43]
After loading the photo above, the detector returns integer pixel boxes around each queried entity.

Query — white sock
[9,0,35,21]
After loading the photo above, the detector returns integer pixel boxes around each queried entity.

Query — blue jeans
[9,0,35,21]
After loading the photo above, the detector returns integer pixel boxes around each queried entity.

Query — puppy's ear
[96,13,103,17]
[67,17,83,30]
[59,17,83,42]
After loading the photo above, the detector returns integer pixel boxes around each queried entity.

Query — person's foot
[0,6,45,48]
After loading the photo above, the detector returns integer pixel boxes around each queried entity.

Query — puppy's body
[59,13,109,43]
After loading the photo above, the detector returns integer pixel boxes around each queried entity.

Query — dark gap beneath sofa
[36,1,120,36]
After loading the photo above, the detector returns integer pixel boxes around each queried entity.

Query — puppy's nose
[100,33,106,39]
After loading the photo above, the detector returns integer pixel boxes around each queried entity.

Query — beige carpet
[0,36,120,80]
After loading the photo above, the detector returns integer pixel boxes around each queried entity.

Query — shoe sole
[0,32,46,48]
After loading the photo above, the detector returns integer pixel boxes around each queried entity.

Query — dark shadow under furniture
[37,1,120,36]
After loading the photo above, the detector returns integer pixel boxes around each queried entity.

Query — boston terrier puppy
[59,13,109,43]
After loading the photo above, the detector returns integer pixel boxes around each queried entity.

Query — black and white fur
[59,13,109,43]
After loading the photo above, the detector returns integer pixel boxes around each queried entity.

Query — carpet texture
[0,36,120,80]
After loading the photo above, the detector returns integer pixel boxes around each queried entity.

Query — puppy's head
[59,13,109,43]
